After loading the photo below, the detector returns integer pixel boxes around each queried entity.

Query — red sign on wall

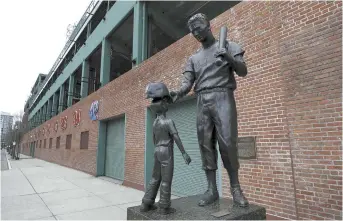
[60,116,68,131]
[73,109,81,126]
[54,121,58,132]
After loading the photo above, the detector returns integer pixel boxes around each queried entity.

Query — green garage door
[166,99,221,197]
[30,142,35,158]
[105,116,125,180]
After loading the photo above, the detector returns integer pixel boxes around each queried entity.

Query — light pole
[30,135,33,157]
[12,125,19,160]
[12,141,16,159]
[15,125,20,160]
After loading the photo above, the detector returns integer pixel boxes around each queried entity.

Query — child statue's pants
[142,145,174,209]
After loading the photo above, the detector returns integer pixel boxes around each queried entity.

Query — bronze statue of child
[140,82,192,215]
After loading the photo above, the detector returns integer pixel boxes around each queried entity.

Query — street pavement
[1,152,177,220]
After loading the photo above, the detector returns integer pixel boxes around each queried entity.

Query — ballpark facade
[20,1,342,220]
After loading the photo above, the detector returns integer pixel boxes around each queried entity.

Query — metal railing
[29,0,102,110]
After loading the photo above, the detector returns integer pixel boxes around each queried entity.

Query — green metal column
[38,109,42,125]
[35,113,39,126]
[58,84,65,113]
[45,103,48,120]
[52,92,58,117]
[41,107,44,123]
[81,60,89,98]
[35,111,38,125]
[44,104,48,121]
[47,98,52,119]
[42,106,45,122]
[141,1,148,61]
[67,74,75,107]
[132,1,148,66]
[41,105,44,122]
[42,104,46,122]
[100,38,111,87]
[36,111,39,125]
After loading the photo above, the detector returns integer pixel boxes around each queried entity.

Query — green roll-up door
[166,99,221,197]
[105,116,125,180]
[30,142,34,157]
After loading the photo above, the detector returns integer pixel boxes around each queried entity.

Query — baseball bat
[215,26,228,66]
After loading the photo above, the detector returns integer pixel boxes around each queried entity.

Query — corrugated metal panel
[105,116,125,180]
[30,142,35,157]
[144,108,155,189]
[166,99,220,197]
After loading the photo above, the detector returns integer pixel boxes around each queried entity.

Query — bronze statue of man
[170,13,249,207]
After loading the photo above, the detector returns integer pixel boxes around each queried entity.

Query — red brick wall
[279,1,342,220]
[218,2,298,219]
[216,1,342,220]
[21,1,342,220]
[22,91,101,175]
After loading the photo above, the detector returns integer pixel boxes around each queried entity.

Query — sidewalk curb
[5,152,12,170]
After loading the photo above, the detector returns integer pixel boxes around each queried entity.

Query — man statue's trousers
[196,88,239,172]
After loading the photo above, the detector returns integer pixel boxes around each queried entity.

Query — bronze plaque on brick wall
[238,136,257,159]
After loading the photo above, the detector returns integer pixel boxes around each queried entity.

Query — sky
[0,0,92,116]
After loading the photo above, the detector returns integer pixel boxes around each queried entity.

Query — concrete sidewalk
[1,153,152,220]
[1,149,9,171]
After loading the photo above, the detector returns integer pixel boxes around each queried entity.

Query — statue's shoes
[231,186,249,208]
[198,190,219,206]
[158,207,176,215]
[140,203,157,212]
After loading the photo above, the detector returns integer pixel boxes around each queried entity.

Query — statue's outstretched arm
[176,71,195,98]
